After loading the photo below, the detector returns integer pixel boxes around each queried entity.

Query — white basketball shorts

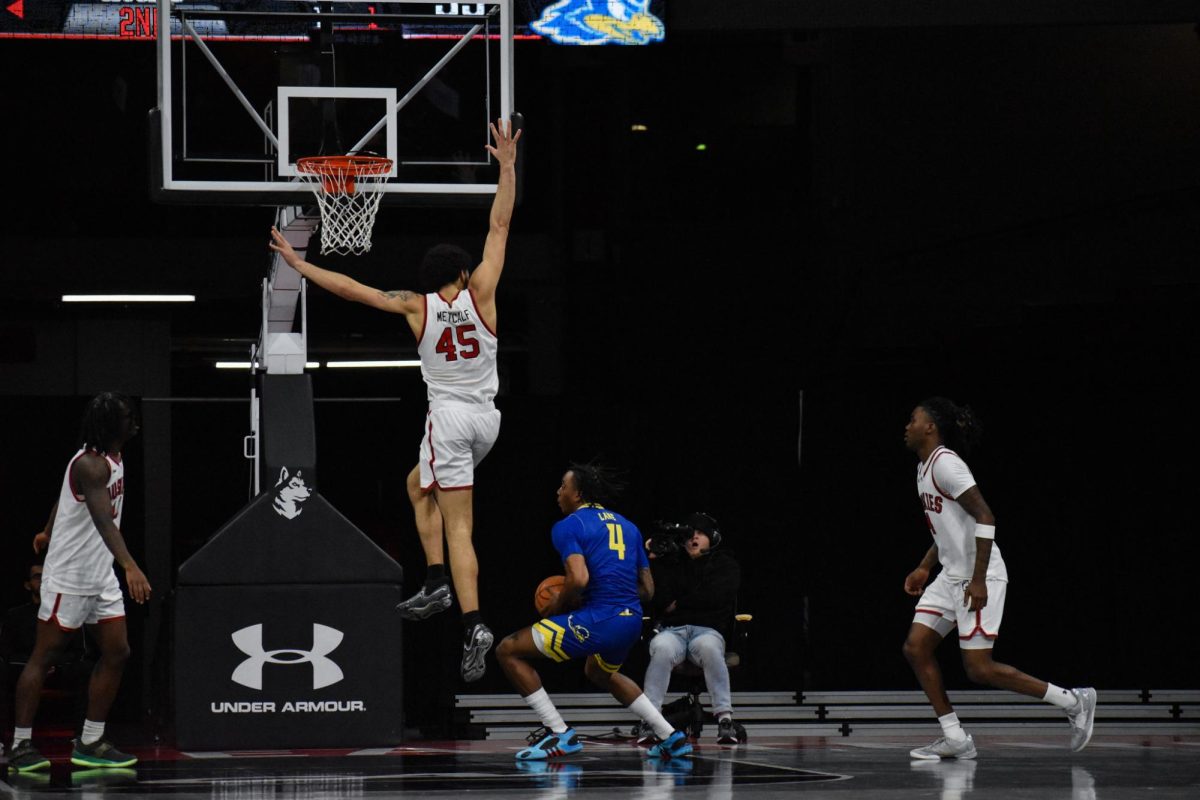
[38,586,125,631]
[418,403,501,491]
[913,571,1007,650]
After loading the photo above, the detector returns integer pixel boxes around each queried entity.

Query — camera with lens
[648,521,693,558]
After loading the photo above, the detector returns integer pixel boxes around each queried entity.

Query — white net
[295,156,393,256]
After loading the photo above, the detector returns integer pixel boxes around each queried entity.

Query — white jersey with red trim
[42,448,124,595]
[917,446,1007,582]
[417,289,499,406]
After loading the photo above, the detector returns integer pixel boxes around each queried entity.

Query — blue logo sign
[532,1,665,46]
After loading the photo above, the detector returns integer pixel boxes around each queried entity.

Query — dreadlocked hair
[78,391,133,455]
[567,461,626,508]
[918,396,983,457]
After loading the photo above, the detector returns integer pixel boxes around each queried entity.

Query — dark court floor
[4,733,1198,799]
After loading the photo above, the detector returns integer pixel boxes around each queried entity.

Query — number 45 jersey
[552,505,649,613]
[417,289,499,406]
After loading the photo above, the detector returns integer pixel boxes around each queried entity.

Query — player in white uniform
[8,392,152,774]
[269,118,521,682]
[901,397,1096,760]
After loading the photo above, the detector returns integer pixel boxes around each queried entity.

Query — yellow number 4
[607,523,626,560]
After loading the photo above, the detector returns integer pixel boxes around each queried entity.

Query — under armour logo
[231,624,344,690]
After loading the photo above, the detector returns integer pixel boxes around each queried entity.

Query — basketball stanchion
[295,155,394,256]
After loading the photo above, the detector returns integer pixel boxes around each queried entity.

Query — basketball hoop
[295,155,393,256]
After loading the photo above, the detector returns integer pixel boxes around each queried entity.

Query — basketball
[534,575,565,615]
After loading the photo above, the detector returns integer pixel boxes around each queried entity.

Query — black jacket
[648,549,741,640]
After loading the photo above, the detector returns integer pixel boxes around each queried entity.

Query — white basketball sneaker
[910,734,977,760]
[1067,688,1098,752]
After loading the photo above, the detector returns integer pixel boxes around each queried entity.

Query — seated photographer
[641,512,742,745]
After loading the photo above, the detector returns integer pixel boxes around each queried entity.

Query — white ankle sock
[13,726,32,745]
[81,719,105,746]
[1044,684,1078,710]
[523,689,568,734]
[938,712,968,743]
[717,712,732,723]
[629,694,675,739]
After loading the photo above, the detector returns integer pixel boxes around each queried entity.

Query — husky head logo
[273,467,311,520]
[567,614,591,644]
[531,1,665,46]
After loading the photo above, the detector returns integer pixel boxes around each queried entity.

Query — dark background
[3,2,1199,737]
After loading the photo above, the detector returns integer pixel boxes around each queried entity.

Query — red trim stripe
[958,609,998,640]
[67,451,91,501]
[920,446,942,479]
[416,293,429,346]
[425,412,438,486]
[927,449,957,500]
[97,615,126,625]
[46,594,79,631]
[466,288,498,339]
[914,608,944,617]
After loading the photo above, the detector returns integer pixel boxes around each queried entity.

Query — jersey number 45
[436,324,480,361]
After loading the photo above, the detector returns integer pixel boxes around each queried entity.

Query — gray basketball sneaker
[1067,688,1098,752]
[461,622,494,682]
[7,740,51,773]
[395,582,453,620]
[71,738,137,768]
[909,734,977,760]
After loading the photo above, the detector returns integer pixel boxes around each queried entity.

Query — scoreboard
[0,1,667,43]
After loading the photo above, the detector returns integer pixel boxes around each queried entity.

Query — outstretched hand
[269,227,303,269]
[485,118,522,167]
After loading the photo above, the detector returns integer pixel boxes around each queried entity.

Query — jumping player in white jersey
[901,397,1097,760]
[7,392,152,774]
[269,118,521,682]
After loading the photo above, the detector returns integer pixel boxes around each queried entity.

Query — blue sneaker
[645,729,692,758]
[515,727,583,760]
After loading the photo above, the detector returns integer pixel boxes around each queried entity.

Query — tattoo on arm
[379,290,416,301]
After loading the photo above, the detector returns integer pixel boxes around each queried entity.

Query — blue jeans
[643,624,732,716]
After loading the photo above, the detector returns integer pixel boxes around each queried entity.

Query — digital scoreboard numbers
[0,1,666,43]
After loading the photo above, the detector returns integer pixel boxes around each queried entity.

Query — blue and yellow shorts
[531,605,642,674]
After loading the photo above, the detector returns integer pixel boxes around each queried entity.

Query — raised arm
[269,228,423,320]
[73,454,152,604]
[469,119,522,314]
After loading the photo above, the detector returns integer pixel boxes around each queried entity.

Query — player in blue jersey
[495,464,692,760]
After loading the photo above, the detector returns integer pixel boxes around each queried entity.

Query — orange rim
[295,155,393,176]
[296,155,392,195]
